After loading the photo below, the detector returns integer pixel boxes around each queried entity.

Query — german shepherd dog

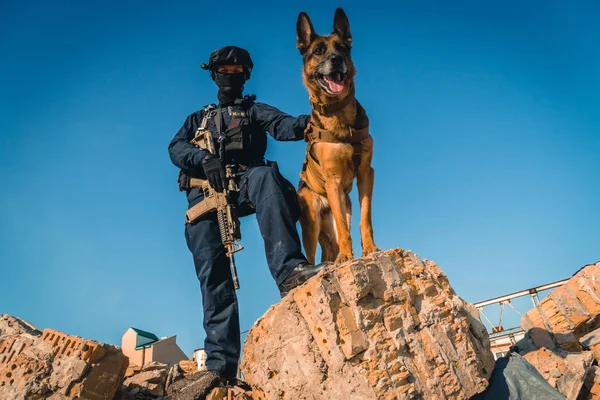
[296,8,379,264]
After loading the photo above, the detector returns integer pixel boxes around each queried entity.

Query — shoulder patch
[230,110,246,118]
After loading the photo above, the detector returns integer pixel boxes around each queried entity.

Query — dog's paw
[335,253,353,263]
[361,245,380,257]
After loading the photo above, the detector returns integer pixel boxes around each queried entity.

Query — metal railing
[473,278,569,336]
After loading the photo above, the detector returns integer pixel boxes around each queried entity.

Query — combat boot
[278,262,333,298]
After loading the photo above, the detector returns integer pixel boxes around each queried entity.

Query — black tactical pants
[184,166,307,377]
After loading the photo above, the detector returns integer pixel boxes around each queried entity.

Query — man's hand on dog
[202,154,226,192]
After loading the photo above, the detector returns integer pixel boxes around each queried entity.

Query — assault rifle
[185,111,243,290]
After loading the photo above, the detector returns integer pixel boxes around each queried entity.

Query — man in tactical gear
[168,46,329,388]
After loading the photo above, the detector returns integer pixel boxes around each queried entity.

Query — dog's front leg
[357,138,379,256]
[298,187,321,265]
[324,177,353,263]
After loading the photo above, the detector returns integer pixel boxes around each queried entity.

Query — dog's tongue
[325,72,344,93]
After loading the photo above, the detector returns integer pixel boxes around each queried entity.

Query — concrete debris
[205,386,254,400]
[123,361,168,396]
[126,363,143,378]
[580,327,600,360]
[514,261,600,398]
[115,385,168,400]
[522,347,593,399]
[178,359,198,376]
[166,370,253,400]
[165,363,186,391]
[521,262,600,352]
[0,318,128,400]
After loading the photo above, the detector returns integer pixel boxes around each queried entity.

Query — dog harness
[300,99,370,196]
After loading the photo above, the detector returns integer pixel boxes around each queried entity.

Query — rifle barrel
[229,253,240,290]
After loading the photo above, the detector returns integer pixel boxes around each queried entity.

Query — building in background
[489,329,526,359]
[122,327,187,367]
[191,348,208,371]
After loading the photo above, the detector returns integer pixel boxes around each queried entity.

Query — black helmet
[201,46,254,80]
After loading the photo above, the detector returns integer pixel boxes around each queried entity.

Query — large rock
[241,249,495,399]
[0,322,128,400]
[521,262,600,351]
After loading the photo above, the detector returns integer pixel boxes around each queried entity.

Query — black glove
[202,153,226,192]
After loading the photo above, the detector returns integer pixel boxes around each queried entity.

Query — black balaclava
[213,71,247,106]
[202,46,254,106]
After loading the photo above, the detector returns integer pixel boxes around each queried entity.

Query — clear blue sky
[1,0,598,356]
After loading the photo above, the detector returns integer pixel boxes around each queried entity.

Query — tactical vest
[204,95,266,168]
[178,95,268,194]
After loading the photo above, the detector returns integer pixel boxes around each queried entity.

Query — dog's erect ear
[297,11,315,54]
[333,8,352,47]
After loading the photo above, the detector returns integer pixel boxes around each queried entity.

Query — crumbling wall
[0,320,128,400]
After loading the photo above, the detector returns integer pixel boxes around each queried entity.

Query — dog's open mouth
[318,71,346,94]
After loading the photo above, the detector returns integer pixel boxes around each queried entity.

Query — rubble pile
[4,257,600,399]
[513,261,600,399]
[0,315,128,400]
[241,249,496,399]
[521,347,593,398]
[118,359,255,399]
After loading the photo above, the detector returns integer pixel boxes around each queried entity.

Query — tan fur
[296,8,378,264]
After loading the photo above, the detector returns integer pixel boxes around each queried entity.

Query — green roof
[131,327,159,341]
